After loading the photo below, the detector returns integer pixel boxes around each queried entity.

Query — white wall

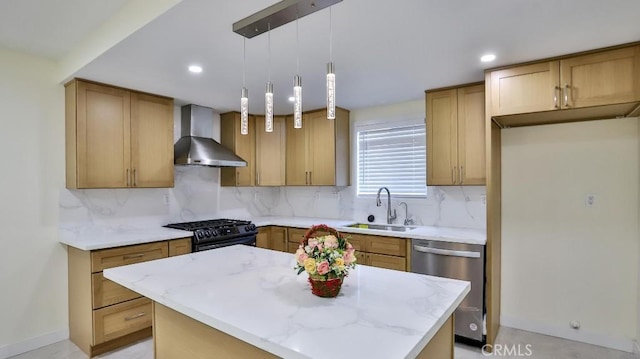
[501,117,639,352]
[0,48,67,357]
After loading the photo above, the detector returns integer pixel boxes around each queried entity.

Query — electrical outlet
[586,194,596,207]
[163,194,170,206]
[481,194,487,206]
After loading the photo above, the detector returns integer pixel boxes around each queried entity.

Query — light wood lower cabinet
[93,297,152,344]
[168,238,191,256]
[256,226,288,252]
[91,273,141,309]
[68,238,191,357]
[365,253,406,271]
[283,228,408,271]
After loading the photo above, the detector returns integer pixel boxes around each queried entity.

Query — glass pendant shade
[326,62,336,120]
[293,75,302,128]
[265,82,274,132]
[240,87,249,135]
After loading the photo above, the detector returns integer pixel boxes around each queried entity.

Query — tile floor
[9,327,637,359]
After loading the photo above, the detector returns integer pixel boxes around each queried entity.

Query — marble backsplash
[59,167,486,230]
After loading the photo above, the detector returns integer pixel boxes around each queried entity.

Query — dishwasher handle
[413,245,481,258]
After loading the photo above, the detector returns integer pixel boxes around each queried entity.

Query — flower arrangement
[294,224,357,280]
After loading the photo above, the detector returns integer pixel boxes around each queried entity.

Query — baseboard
[633,340,640,358]
[501,315,633,353]
[0,328,69,359]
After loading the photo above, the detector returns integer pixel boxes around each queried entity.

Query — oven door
[194,235,256,252]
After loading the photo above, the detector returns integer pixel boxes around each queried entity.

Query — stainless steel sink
[347,223,418,232]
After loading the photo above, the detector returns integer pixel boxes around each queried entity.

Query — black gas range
[164,219,258,252]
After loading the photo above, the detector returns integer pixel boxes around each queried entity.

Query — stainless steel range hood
[174,105,247,167]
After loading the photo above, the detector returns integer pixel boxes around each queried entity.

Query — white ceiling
[0,0,129,60]
[4,0,640,114]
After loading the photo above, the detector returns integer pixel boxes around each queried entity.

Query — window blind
[357,124,426,197]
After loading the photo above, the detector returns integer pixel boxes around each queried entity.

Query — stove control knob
[196,231,204,239]
[212,230,219,237]
[244,225,250,231]
[204,230,212,237]
[250,224,256,231]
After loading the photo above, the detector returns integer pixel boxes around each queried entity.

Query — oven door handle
[413,245,481,258]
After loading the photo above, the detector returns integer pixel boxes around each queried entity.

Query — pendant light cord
[242,37,246,87]
[329,7,332,62]
[268,22,271,82]
[296,16,300,73]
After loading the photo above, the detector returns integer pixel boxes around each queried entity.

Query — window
[357,123,426,197]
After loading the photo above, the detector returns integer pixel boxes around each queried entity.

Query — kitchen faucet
[376,187,397,224]
[398,202,414,226]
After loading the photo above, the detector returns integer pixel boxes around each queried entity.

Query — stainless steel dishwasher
[411,239,485,343]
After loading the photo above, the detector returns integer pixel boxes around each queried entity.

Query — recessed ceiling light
[480,54,496,62]
[188,65,203,73]
[288,96,295,102]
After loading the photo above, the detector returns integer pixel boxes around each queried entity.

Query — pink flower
[323,235,339,249]
[295,248,308,265]
[308,238,319,248]
[317,244,324,251]
[344,251,356,264]
[316,261,330,275]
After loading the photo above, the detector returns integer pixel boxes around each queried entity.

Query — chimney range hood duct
[174,105,247,167]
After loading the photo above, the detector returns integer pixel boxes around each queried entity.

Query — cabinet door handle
[257,172,260,185]
[305,171,308,185]
[309,171,312,185]
[126,169,130,187]
[553,86,560,109]
[459,166,464,185]
[452,167,456,184]
[236,171,239,186]
[124,312,146,321]
[563,84,570,108]
[123,253,145,260]
[133,169,137,187]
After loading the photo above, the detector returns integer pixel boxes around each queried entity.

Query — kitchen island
[104,245,470,358]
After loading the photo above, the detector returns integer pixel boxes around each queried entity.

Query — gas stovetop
[164,219,257,244]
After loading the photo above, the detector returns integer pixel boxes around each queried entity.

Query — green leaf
[297,267,305,275]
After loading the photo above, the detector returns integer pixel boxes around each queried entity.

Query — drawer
[366,236,406,257]
[93,297,152,344]
[287,242,300,254]
[92,273,141,309]
[91,242,168,273]
[287,228,307,243]
[168,238,191,257]
[366,253,406,271]
[344,233,366,251]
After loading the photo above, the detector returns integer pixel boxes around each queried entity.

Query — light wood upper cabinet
[220,112,256,186]
[560,46,640,109]
[490,61,559,116]
[130,92,174,188]
[66,79,174,189]
[426,84,485,186]
[285,108,350,186]
[487,45,640,126]
[457,85,487,185]
[255,115,286,186]
[285,114,308,185]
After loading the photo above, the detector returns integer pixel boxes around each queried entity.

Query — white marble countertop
[104,245,470,359]
[252,216,486,245]
[59,221,192,251]
[58,215,485,251]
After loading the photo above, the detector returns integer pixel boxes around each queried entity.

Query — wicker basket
[302,224,346,298]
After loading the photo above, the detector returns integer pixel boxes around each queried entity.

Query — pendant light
[265,23,274,133]
[326,7,336,120]
[240,38,249,135]
[293,17,303,129]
